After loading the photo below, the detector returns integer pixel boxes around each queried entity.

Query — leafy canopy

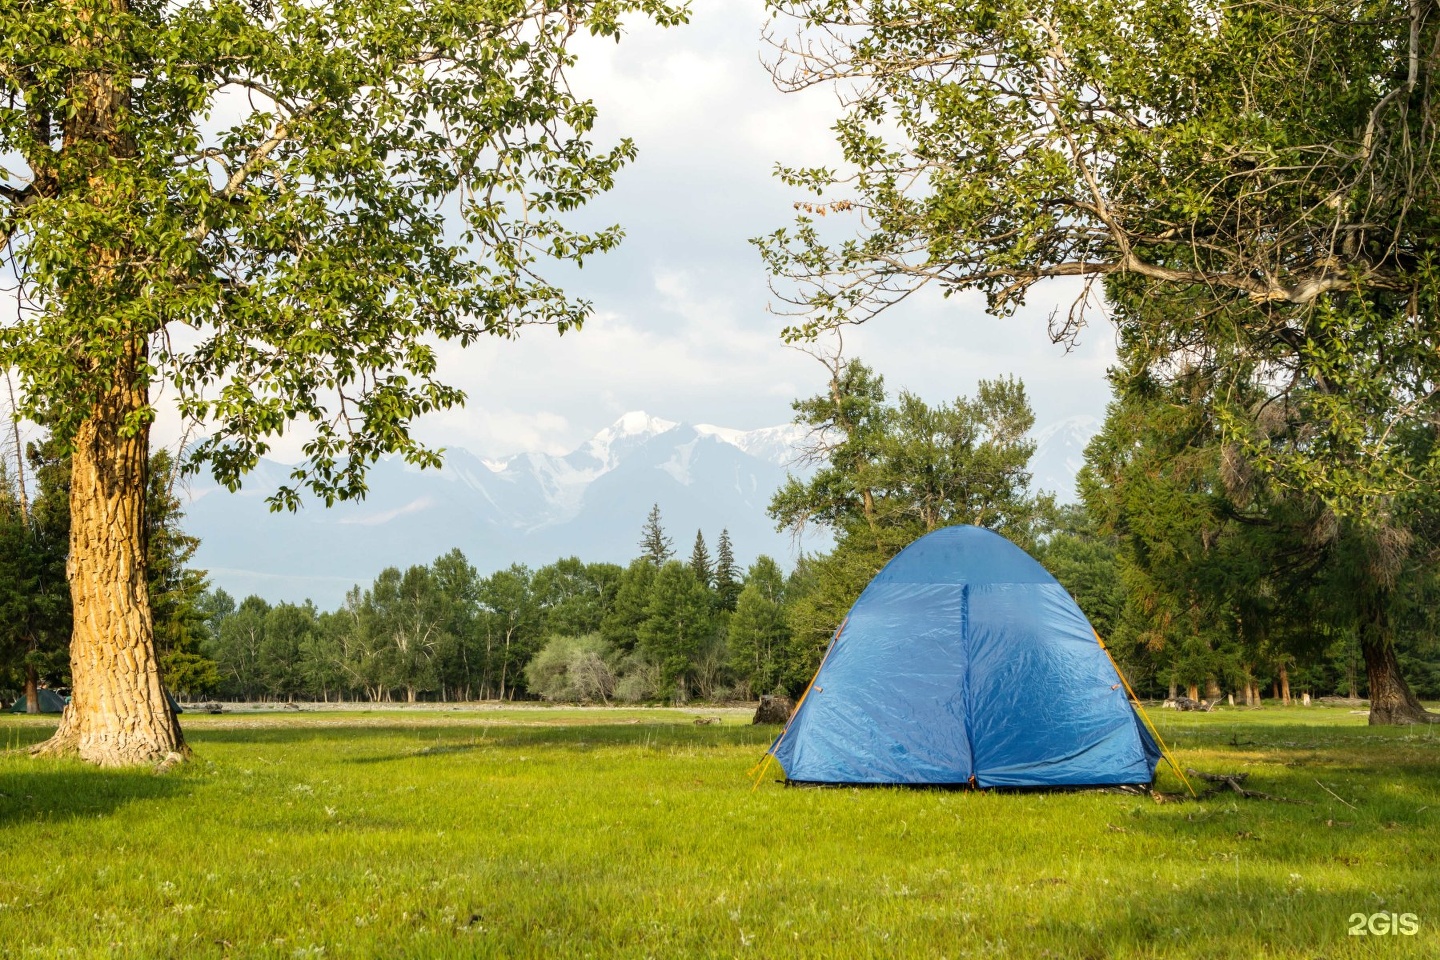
[1,0,687,506]
[758,0,1440,514]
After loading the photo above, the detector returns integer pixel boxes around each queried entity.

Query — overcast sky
[387,0,1121,461]
[17,0,1120,463]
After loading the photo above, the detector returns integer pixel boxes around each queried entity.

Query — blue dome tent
[764,525,1168,789]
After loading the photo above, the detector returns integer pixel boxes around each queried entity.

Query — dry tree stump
[752,696,794,725]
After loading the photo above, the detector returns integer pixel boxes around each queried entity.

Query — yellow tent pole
[749,615,849,791]
[1095,630,1196,797]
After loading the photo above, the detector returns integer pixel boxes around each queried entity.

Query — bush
[524,634,616,703]
[613,654,663,703]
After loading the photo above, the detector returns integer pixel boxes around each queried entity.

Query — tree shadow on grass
[293,721,777,765]
[0,763,190,827]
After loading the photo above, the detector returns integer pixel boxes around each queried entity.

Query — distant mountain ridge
[182,412,1095,608]
[183,414,815,608]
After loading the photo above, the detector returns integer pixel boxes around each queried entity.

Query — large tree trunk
[28,0,187,765]
[1359,589,1438,726]
[24,663,39,714]
[32,379,187,764]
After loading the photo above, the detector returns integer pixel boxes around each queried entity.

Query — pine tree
[638,504,674,565]
[714,529,741,611]
[689,530,713,587]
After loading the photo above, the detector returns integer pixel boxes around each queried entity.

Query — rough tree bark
[26,0,187,765]
[1359,590,1438,726]
[33,370,187,763]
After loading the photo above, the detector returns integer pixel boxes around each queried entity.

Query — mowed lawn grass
[0,705,1437,959]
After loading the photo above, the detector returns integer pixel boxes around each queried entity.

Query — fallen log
[1186,769,1312,804]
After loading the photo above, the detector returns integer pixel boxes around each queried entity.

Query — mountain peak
[576,411,681,473]
[1033,414,1099,445]
[608,411,679,438]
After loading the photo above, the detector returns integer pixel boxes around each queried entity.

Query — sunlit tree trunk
[34,372,186,764]
[23,663,38,714]
[25,0,185,765]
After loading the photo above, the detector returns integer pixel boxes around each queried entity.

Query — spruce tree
[638,504,674,565]
[689,530,713,588]
[0,440,69,712]
[146,450,221,699]
[601,560,659,653]
[714,529,741,611]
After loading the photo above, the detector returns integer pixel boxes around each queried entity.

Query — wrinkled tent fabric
[771,525,1161,788]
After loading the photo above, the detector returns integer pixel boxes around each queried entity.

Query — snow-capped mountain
[694,422,811,468]
[181,411,1094,607]
[1030,415,1100,502]
[182,413,820,608]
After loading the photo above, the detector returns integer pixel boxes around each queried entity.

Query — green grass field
[1,705,1436,958]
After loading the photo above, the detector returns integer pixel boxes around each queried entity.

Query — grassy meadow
[0,704,1437,958]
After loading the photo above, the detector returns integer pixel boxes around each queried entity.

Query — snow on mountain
[695,421,810,467]
[181,410,1096,607]
[182,412,819,608]
[1030,415,1100,502]
[571,411,679,473]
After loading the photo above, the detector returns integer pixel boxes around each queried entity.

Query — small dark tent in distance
[8,688,67,714]
[768,525,1162,788]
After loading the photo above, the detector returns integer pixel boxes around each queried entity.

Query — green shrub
[524,634,616,703]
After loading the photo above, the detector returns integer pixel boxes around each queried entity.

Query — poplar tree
[759,0,1440,514]
[1,0,684,764]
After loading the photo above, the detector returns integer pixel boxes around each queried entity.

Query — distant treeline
[198,515,805,704]
[9,359,1440,710]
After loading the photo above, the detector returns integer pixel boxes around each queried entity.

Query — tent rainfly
[764,525,1164,789]
[8,688,67,714]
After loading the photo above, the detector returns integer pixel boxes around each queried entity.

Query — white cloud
[123,1,1119,469]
